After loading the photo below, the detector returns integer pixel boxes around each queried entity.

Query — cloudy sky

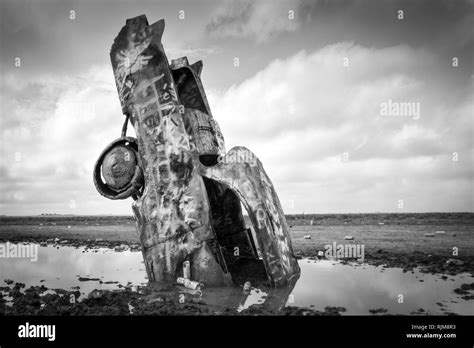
[0,0,472,215]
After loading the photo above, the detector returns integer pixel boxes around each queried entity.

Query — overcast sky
[0,0,472,215]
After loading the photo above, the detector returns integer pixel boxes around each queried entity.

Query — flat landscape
[0,213,473,315]
[1,213,473,265]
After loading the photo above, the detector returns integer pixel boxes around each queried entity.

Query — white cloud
[0,43,472,214]
[206,0,300,43]
[166,47,218,61]
[0,65,134,214]
[207,43,473,212]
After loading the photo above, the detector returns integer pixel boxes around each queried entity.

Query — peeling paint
[106,15,300,287]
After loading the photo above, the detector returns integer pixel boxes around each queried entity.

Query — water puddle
[291,260,473,315]
[1,244,472,315]
[0,245,147,302]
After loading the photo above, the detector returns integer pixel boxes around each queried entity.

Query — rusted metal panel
[171,57,213,118]
[171,57,226,159]
[198,147,300,286]
[105,14,300,288]
[183,109,219,157]
[110,15,232,286]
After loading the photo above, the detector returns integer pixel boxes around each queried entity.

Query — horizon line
[0,211,473,217]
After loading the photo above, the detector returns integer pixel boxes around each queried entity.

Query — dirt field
[0,213,472,315]
[0,213,473,274]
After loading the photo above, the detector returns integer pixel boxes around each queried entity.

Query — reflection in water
[0,245,147,300]
[0,245,472,315]
[291,260,473,315]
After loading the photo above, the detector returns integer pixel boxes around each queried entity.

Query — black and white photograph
[0,0,473,346]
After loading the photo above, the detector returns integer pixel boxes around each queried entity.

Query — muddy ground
[1,213,472,275]
[0,213,472,315]
[0,281,351,316]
